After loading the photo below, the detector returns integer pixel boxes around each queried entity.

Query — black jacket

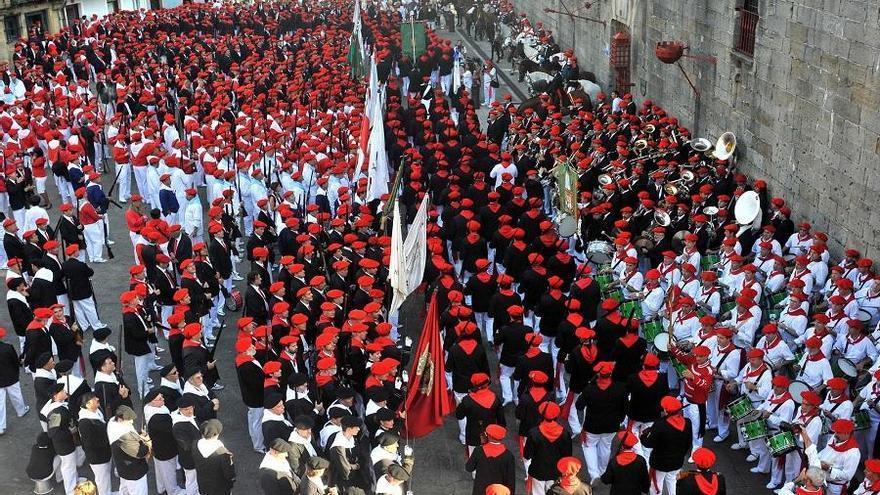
[46,404,76,455]
[640,416,693,472]
[147,411,178,461]
[78,414,112,465]
[0,341,20,387]
[455,391,506,446]
[601,452,650,495]
[260,467,299,495]
[61,258,94,300]
[3,232,25,261]
[464,444,516,495]
[111,431,151,480]
[7,293,33,337]
[208,238,233,279]
[676,470,727,495]
[244,284,270,325]
[193,442,236,495]
[577,381,629,434]
[172,419,200,470]
[236,360,265,408]
[625,371,669,423]
[523,422,572,480]
[123,310,152,356]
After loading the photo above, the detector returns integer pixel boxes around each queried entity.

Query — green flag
[348,0,365,79]
[401,20,426,60]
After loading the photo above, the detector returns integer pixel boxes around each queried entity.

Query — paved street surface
[0,25,775,495]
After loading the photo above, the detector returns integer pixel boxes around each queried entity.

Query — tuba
[714,132,737,161]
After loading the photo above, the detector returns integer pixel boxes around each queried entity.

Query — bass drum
[556,213,578,238]
[586,240,613,265]
[225,289,243,312]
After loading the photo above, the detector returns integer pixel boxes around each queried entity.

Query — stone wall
[510,0,880,257]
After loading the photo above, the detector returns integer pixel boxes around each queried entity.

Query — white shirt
[795,354,834,389]
[488,162,517,188]
[641,286,665,320]
[756,335,794,369]
[711,343,741,382]
[758,393,796,430]
[736,363,772,403]
[815,441,861,486]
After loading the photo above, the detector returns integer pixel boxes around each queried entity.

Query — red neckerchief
[264,377,279,389]
[596,375,612,390]
[499,288,514,296]
[528,386,547,404]
[828,436,859,452]
[666,412,686,431]
[697,328,714,341]
[786,307,807,317]
[763,335,783,349]
[616,451,637,466]
[639,369,659,387]
[482,442,506,458]
[580,344,598,362]
[538,420,563,442]
[365,376,382,389]
[623,270,637,283]
[796,408,819,425]
[792,268,810,279]
[566,314,584,326]
[469,388,496,409]
[694,472,719,495]
[827,391,848,404]
[701,286,717,297]
[795,486,823,495]
[770,270,785,278]
[659,262,676,275]
[769,391,793,405]
[466,233,480,244]
[737,309,753,322]
[745,363,768,378]
[476,272,492,283]
[676,311,696,324]
[619,333,639,348]
[169,326,182,337]
[525,346,541,358]
[458,340,478,356]
[316,374,334,387]
[52,316,69,328]
[235,354,254,367]
[807,351,826,362]
[863,478,880,493]
[607,312,623,325]
[574,278,593,289]
[847,334,865,345]
[532,266,547,276]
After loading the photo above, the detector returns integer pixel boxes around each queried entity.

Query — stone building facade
[512,0,880,256]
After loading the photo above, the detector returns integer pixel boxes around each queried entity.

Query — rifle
[117,323,125,377]
[207,323,225,361]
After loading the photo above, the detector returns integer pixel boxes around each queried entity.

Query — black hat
[366,387,389,403]
[269,438,291,452]
[341,416,361,429]
[375,408,395,422]
[36,432,51,448]
[336,387,355,400]
[328,407,351,419]
[388,464,411,481]
[307,457,330,470]
[201,419,223,438]
[378,431,400,447]
[55,359,74,374]
[184,366,202,380]
[36,352,53,368]
[144,389,162,404]
[93,327,111,341]
[91,349,114,367]
[293,415,315,429]
[263,393,284,410]
[287,372,308,388]
[50,382,66,397]
[115,405,137,421]
[176,395,197,409]
[159,364,177,377]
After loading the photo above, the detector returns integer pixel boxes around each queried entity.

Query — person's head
[114,405,136,424]
[268,439,290,459]
[73,479,98,495]
[99,355,116,374]
[306,456,330,478]
[188,370,204,387]
[247,271,261,286]
[200,419,223,440]
[177,396,196,417]
[378,432,400,453]
[81,392,100,411]
[341,415,361,438]
[804,467,826,488]
[293,415,314,440]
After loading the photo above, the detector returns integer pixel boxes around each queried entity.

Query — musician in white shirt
[722,296,761,350]
[763,256,788,296]
[709,328,740,442]
[618,257,644,300]
[784,222,814,256]
[811,418,861,495]
[785,390,824,482]
[678,263,700,301]
[750,226,782,257]
[788,256,815,295]
[856,370,880,459]
[640,270,665,321]
[755,324,795,372]
[730,349,772,451]
[755,376,796,487]
[819,378,854,448]
[695,271,721,317]
[807,246,829,294]
[833,319,878,370]
[677,235,701,273]
[858,278,880,329]
[852,459,880,495]
[794,337,833,392]
[656,251,681,291]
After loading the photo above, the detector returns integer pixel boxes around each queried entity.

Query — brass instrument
[714,132,737,161]
[653,209,672,227]
[663,170,695,196]
[634,139,648,151]
[644,124,656,135]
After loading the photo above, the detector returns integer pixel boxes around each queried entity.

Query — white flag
[365,78,389,201]
[389,194,429,314]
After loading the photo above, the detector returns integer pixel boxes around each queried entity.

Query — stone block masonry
[510,0,880,257]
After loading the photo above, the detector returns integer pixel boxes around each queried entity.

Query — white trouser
[59,451,79,495]
[129,232,141,259]
[184,468,198,495]
[120,474,149,495]
[650,468,680,495]
[706,383,721,430]
[540,336,558,367]
[683,402,704,450]
[631,420,654,459]
[769,446,787,486]
[132,166,148,198]
[0,382,28,430]
[133,354,152,398]
[154,456,180,495]
[499,364,516,404]
[12,208,25,228]
[582,431,614,481]
[91,461,113,495]
[749,437,771,473]
[83,223,104,261]
[0,192,8,216]
[115,163,131,201]
[784,449,802,483]
[247,407,265,450]
[555,362,568,400]
[73,297,104,330]
[530,478,553,495]
[58,294,70,316]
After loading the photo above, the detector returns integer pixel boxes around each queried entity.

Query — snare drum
[643,320,664,343]
[619,300,643,320]
[596,274,614,291]
[653,332,672,353]
[741,419,769,441]
[767,309,782,322]
[854,410,871,431]
[586,240,613,265]
[766,431,797,456]
[832,357,858,379]
[720,301,736,316]
[726,395,758,422]
[767,291,787,308]
[604,289,623,302]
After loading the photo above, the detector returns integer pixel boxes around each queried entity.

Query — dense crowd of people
[0,0,878,495]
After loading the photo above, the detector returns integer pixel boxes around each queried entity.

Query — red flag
[401,293,452,438]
